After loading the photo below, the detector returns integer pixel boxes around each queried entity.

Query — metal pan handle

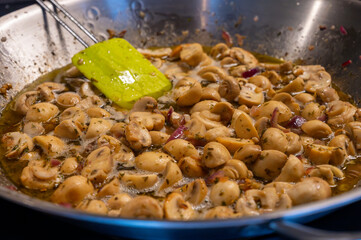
[270,221,361,240]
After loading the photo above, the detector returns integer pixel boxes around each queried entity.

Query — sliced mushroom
[129,112,165,131]
[308,164,344,185]
[59,107,87,131]
[184,118,207,139]
[198,66,227,83]
[275,155,304,182]
[1,132,34,159]
[13,91,39,115]
[26,102,59,122]
[287,177,331,205]
[76,199,108,215]
[81,146,112,183]
[304,70,331,93]
[190,100,218,114]
[180,43,204,67]
[251,150,288,180]
[301,102,325,121]
[304,144,345,166]
[110,122,126,138]
[191,111,224,130]
[252,100,292,123]
[131,96,157,113]
[201,87,221,101]
[33,135,65,157]
[108,193,132,210]
[97,178,121,198]
[54,119,82,139]
[135,151,173,173]
[327,100,356,126]
[233,144,262,165]
[216,137,254,154]
[125,121,152,151]
[261,128,288,152]
[75,95,104,110]
[248,75,271,90]
[230,47,258,67]
[210,102,235,123]
[285,132,302,155]
[56,92,81,108]
[120,196,163,219]
[149,131,170,146]
[51,175,94,205]
[277,77,304,93]
[87,107,111,118]
[178,156,205,177]
[294,92,315,104]
[37,82,65,93]
[272,92,301,115]
[20,160,59,190]
[85,118,112,139]
[202,141,232,168]
[316,87,339,103]
[38,85,55,102]
[301,120,332,139]
[210,179,240,206]
[164,193,195,220]
[23,122,45,137]
[158,161,183,191]
[344,121,361,150]
[137,47,172,58]
[218,76,241,102]
[210,43,230,60]
[204,126,233,142]
[233,110,259,140]
[119,172,158,190]
[175,179,208,205]
[173,77,202,106]
[221,159,251,179]
[238,83,264,107]
[60,157,78,175]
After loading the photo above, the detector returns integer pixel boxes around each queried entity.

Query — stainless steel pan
[1,0,361,239]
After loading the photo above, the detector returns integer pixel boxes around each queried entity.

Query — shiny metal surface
[0,0,361,239]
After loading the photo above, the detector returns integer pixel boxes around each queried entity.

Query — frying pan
[0,0,361,239]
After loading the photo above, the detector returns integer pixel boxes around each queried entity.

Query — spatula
[36,0,171,109]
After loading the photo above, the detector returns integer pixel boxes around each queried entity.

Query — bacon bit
[235,34,246,47]
[242,68,260,78]
[50,159,61,167]
[222,30,233,47]
[340,26,348,35]
[319,25,327,31]
[166,125,187,143]
[342,60,352,67]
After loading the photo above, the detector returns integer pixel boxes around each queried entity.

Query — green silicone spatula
[36,0,171,109]
[71,38,171,109]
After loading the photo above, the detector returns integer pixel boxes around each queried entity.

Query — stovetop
[1,1,361,240]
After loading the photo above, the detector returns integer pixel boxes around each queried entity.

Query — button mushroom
[135,151,173,173]
[301,102,325,121]
[51,175,94,205]
[204,206,235,219]
[274,155,304,182]
[344,121,361,150]
[81,146,113,183]
[164,193,195,220]
[178,156,205,177]
[54,119,82,139]
[304,144,345,166]
[261,128,288,152]
[238,83,264,107]
[59,107,87,131]
[1,132,34,159]
[125,121,152,151]
[233,144,262,165]
[158,161,183,191]
[202,141,232,168]
[233,110,259,140]
[218,76,241,102]
[221,159,251,179]
[20,160,59,190]
[215,137,254,154]
[60,157,78,175]
[129,112,165,131]
[76,199,108,215]
[23,122,45,137]
[33,135,65,157]
[180,43,204,67]
[119,172,158,190]
[252,100,292,123]
[120,196,163,219]
[173,77,202,107]
[251,150,288,180]
[87,107,111,118]
[198,66,227,83]
[108,193,132,210]
[13,91,38,115]
[131,96,158,113]
[26,102,59,122]
[326,100,356,126]
[175,179,208,205]
[210,179,240,206]
[308,164,344,185]
[85,118,112,139]
[210,43,230,60]
[230,47,258,68]
[301,120,332,139]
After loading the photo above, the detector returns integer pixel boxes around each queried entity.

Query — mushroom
[198,66,227,82]
[110,122,126,138]
[56,92,81,108]
[238,83,264,107]
[285,132,302,155]
[20,160,59,190]
[135,151,173,173]
[108,193,132,210]
[173,77,202,107]
[13,91,39,115]
[158,161,183,191]
[23,122,45,137]
[277,77,304,93]
[178,156,206,177]
[344,121,361,150]
[163,139,199,161]
[180,43,204,66]
[233,144,262,165]
[201,87,221,101]
[54,120,82,139]
[37,82,65,93]
[125,121,152,151]
[204,206,235,219]
[221,159,251,179]
[26,102,59,122]
[120,196,163,219]
[210,43,230,60]
[1,132,34,159]
[87,107,111,118]
[149,131,170,146]
[329,134,356,160]
[301,102,325,121]
[190,111,224,130]
[251,150,288,180]
[129,112,165,131]
[76,199,108,215]
[164,193,195,220]
[79,82,95,97]
[33,135,65,157]
[294,92,315,104]
[75,95,104,110]
[251,100,292,123]
[316,87,339,103]
[119,172,158,190]
[60,157,78,175]
[271,93,301,115]
[308,164,344,185]
[85,118,112,139]
[175,179,208,205]
[233,110,259,140]
[218,76,241,102]
[248,75,272,90]
[287,177,331,205]
[81,146,113,183]
[38,85,55,102]
[262,70,282,85]
[327,100,356,126]
[51,175,94,205]
[301,120,332,139]
[137,47,172,58]
[59,107,87,131]
[230,47,258,67]
[274,155,304,182]
[185,118,207,139]
[131,96,157,113]
[304,144,345,166]
[261,128,288,152]
[202,141,232,168]
[210,179,240,206]
[304,70,331,93]
[190,100,218,114]
[215,137,254,154]
[205,126,233,142]
[210,102,235,123]
[97,178,121,198]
